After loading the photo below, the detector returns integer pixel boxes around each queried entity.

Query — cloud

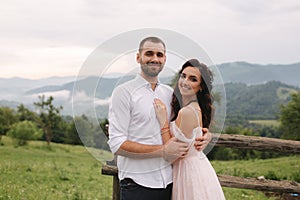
[1,0,300,79]
[34,90,71,101]
[94,98,110,106]
[1,44,90,79]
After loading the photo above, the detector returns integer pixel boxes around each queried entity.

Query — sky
[1,0,300,79]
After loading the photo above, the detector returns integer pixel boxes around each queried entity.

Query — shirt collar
[135,74,161,88]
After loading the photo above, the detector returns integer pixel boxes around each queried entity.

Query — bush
[7,120,42,146]
[265,170,280,181]
[291,168,300,182]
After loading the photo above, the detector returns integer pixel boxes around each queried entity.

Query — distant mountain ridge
[217,61,300,86]
[0,61,299,118]
[26,75,173,99]
[0,76,77,90]
[13,61,300,98]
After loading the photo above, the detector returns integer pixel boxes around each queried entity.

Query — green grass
[212,157,300,199]
[1,136,299,200]
[212,157,300,182]
[0,136,113,200]
[249,120,279,127]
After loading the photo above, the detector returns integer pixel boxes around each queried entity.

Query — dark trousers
[120,178,172,200]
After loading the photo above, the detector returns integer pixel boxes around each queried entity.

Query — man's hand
[194,128,212,151]
[162,137,188,163]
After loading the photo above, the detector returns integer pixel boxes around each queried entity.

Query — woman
[154,59,225,200]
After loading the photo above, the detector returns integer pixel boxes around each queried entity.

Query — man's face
[137,41,166,77]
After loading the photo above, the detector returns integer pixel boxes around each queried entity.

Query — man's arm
[116,138,189,163]
[116,140,162,158]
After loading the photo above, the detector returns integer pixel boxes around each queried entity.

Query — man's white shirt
[108,74,173,188]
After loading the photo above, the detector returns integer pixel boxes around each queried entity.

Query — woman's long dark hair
[171,59,214,128]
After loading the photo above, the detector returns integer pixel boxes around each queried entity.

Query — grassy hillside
[0,137,113,200]
[249,120,279,127]
[213,157,300,182]
[1,136,299,199]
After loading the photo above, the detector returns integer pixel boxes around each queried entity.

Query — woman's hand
[153,98,168,129]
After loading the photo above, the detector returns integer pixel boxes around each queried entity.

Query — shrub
[7,120,42,146]
[265,170,280,181]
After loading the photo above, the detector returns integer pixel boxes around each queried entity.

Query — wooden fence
[102,134,300,200]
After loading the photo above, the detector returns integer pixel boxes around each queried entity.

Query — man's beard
[141,62,164,77]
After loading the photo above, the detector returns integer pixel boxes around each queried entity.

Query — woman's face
[178,66,202,97]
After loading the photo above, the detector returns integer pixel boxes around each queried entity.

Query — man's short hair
[139,36,166,53]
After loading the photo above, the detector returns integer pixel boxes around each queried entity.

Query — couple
[108,36,225,200]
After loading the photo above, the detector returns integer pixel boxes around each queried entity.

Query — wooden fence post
[102,165,119,200]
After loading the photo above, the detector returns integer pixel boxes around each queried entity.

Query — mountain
[26,75,173,99]
[0,61,299,117]
[217,61,300,87]
[0,100,21,110]
[225,81,299,119]
[0,76,77,101]
[0,75,173,115]
[0,76,77,91]
[0,76,78,114]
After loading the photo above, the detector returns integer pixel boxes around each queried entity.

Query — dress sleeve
[170,122,195,144]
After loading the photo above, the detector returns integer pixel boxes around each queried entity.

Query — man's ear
[136,53,140,64]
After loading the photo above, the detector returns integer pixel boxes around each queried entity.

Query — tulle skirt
[172,152,225,200]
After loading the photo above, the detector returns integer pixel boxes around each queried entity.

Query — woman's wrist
[161,126,170,135]
[161,126,169,131]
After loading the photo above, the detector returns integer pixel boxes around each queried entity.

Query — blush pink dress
[170,106,225,200]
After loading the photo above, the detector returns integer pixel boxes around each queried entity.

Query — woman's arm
[160,125,172,144]
[175,107,200,139]
[153,98,172,144]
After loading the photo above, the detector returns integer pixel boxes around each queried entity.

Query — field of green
[0,136,113,200]
[1,136,299,200]
[249,120,279,127]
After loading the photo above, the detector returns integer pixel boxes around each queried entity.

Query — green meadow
[0,136,113,200]
[248,120,279,127]
[1,136,299,200]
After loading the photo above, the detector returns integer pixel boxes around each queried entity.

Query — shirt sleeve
[107,85,131,154]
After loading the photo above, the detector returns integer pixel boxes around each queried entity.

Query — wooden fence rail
[212,134,300,154]
[102,134,300,200]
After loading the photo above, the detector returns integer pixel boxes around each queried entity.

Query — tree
[7,120,42,146]
[72,116,95,147]
[99,118,109,138]
[51,117,69,144]
[64,119,83,145]
[0,106,17,141]
[17,104,37,122]
[279,92,300,140]
[94,119,110,150]
[34,95,63,145]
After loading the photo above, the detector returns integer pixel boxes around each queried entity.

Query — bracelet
[161,126,170,131]
[161,128,170,135]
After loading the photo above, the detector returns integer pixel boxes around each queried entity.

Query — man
[108,36,210,200]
